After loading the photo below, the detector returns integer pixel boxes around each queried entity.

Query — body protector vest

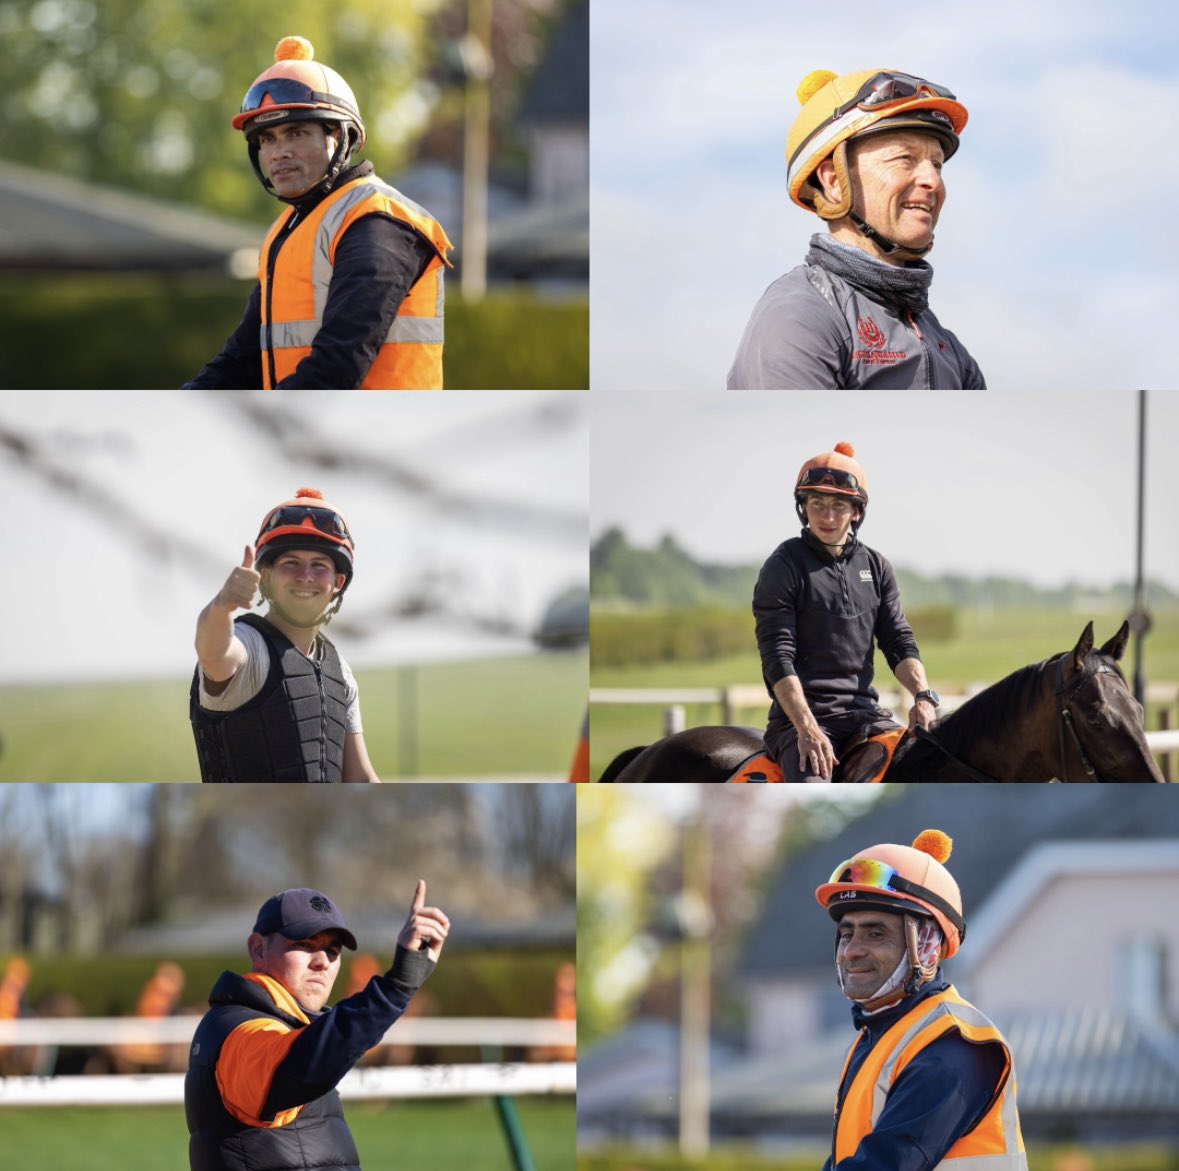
[190,614,349,783]
[259,175,452,389]
[185,973,359,1171]
[833,986,1027,1170]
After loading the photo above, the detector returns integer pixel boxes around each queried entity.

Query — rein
[912,655,1111,782]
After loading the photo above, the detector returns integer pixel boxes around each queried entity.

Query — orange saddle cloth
[725,728,907,784]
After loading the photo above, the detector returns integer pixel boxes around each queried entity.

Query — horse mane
[905,656,1054,766]
[906,646,1126,770]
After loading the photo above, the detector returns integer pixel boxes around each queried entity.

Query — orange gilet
[834,986,1026,1170]
[258,176,453,389]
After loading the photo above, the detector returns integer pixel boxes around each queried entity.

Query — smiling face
[821,130,946,261]
[249,929,344,1012]
[835,909,907,1001]
[259,547,346,629]
[255,121,338,198]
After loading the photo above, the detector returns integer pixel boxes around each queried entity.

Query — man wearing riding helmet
[815,829,1026,1170]
[190,488,379,782]
[184,36,452,390]
[753,442,939,782]
[729,68,984,389]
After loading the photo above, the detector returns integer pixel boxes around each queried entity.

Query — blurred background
[0,782,575,1170]
[577,784,1179,1171]
[590,0,1179,390]
[0,0,587,388]
[589,389,1179,781]
[0,390,587,780]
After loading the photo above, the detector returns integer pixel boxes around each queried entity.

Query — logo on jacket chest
[859,569,873,582]
[853,316,907,366]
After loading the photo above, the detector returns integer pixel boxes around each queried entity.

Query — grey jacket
[728,263,984,389]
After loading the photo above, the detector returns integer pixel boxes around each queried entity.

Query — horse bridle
[913,654,1113,783]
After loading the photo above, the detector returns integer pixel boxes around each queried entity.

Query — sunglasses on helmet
[241,78,358,118]
[258,505,353,545]
[797,466,861,491]
[827,856,966,939]
[833,72,957,120]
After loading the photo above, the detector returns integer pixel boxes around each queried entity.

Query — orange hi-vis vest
[258,176,453,389]
[834,986,1027,1170]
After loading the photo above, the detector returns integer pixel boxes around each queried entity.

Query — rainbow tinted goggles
[827,856,966,940]
[797,466,862,492]
[258,505,353,546]
[833,72,957,120]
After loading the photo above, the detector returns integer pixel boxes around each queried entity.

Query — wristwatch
[913,689,940,708]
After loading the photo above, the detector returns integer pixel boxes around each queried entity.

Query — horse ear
[1071,621,1095,672]
[1098,620,1130,662]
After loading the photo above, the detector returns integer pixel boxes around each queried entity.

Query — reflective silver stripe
[866,996,1026,1171]
[435,266,445,317]
[262,320,320,350]
[387,316,443,345]
[788,108,883,190]
[263,316,442,351]
[936,1155,1027,1170]
[312,183,381,320]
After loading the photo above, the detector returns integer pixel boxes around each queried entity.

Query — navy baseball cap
[253,888,358,951]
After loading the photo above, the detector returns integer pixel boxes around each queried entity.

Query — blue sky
[590,0,1179,389]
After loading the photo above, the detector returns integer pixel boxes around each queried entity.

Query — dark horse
[599,622,1165,783]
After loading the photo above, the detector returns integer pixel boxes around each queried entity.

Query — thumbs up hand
[216,545,262,612]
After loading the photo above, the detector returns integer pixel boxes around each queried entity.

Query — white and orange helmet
[234,37,366,195]
[815,828,965,960]
[794,441,869,532]
[255,487,356,597]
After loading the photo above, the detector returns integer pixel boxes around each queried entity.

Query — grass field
[1,1097,574,1170]
[0,650,586,782]
[589,607,1179,778]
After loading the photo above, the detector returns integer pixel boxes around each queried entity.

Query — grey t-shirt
[197,621,363,734]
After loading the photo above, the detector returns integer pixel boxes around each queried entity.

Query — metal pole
[460,0,491,300]
[678,813,711,1158]
[482,1044,537,1171]
[1132,390,1148,706]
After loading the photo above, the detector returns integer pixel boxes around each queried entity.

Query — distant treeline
[592,528,1179,613]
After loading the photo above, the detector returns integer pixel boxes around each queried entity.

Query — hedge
[0,275,587,390]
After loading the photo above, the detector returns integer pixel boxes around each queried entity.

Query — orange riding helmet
[255,487,356,595]
[815,828,966,959]
[794,441,869,530]
[233,37,366,196]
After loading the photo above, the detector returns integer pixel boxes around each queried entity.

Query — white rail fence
[591,685,1179,759]
[0,1017,576,1108]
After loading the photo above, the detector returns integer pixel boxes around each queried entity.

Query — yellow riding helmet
[815,829,966,959]
[787,68,968,219]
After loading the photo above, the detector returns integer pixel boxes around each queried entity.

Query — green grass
[577,1143,1179,1171]
[0,1097,574,1171]
[589,608,1179,779]
[0,651,586,782]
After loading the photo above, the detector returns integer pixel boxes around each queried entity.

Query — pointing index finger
[410,879,425,915]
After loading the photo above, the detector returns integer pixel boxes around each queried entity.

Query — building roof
[741,786,1179,981]
[518,1,589,124]
[0,158,262,274]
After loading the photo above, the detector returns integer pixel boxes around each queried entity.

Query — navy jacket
[822,974,1008,1171]
[184,162,435,389]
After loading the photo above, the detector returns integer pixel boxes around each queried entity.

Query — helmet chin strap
[839,914,942,1015]
[248,123,355,203]
[848,209,933,258]
[811,140,934,259]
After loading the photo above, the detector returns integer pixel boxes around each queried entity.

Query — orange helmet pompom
[912,829,953,865]
[834,442,856,458]
[274,35,314,62]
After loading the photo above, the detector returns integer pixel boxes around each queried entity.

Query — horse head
[1055,621,1164,782]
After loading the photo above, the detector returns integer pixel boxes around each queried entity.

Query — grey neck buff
[808,234,933,315]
